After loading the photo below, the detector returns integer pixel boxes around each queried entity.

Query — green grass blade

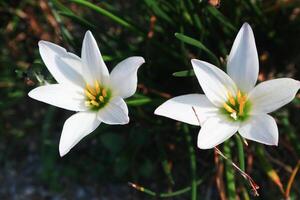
[175,32,220,66]
[206,6,237,32]
[71,0,143,34]
[58,11,96,29]
[172,69,195,77]
[126,95,152,106]
[224,141,236,200]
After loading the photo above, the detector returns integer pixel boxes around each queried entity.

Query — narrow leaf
[172,70,195,77]
[175,33,220,66]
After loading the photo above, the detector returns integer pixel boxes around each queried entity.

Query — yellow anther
[99,96,104,102]
[95,81,100,94]
[227,92,236,106]
[102,89,107,97]
[239,100,245,116]
[223,103,236,113]
[237,90,242,103]
[85,90,96,100]
[86,84,97,96]
[90,100,99,106]
[85,101,91,107]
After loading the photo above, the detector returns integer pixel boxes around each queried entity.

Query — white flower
[155,23,300,149]
[29,31,145,156]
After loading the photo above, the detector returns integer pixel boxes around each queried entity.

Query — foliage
[0,0,299,199]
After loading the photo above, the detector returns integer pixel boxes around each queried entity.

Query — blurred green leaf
[144,0,173,24]
[172,69,195,77]
[175,32,220,66]
[100,133,125,154]
[206,6,236,32]
[126,95,152,106]
[256,145,284,193]
[71,0,143,34]
[58,11,96,29]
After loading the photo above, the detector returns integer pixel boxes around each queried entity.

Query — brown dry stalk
[214,149,227,200]
[192,106,260,196]
[285,160,300,199]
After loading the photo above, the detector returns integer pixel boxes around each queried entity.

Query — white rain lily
[155,23,300,149]
[29,31,144,156]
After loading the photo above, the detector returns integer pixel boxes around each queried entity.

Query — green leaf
[144,0,173,24]
[256,145,284,193]
[100,133,124,154]
[175,33,220,66]
[172,69,195,77]
[224,141,236,200]
[58,11,96,29]
[126,96,152,106]
[71,0,143,34]
[206,6,236,32]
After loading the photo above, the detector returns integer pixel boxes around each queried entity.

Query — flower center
[84,81,111,111]
[220,90,251,121]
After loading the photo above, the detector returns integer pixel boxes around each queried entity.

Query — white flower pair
[29,24,299,157]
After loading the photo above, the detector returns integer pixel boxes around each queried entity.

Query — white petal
[97,97,129,125]
[110,57,145,98]
[81,31,109,85]
[154,94,218,126]
[59,112,100,156]
[227,23,259,92]
[197,116,239,149]
[28,84,86,111]
[38,41,84,88]
[249,78,300,114]
[191,59,237,107]
[239,114,278,146]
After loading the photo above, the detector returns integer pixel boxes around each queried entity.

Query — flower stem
[235,134,245,171]
[223,141,236,200]
[129,177,206,198]
[183,124,197,200]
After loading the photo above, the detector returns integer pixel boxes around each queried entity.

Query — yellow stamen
[102,89,107,97]
[99,96,104,102]
[95,81,100,94]
[86,84,97,96]
[85,90,96,100]
[223,103,236,113]
[239,100,245,116]
[227,92,236,106]
[85,101,91,107]
[237,90,242,103]
[90,100,99,106]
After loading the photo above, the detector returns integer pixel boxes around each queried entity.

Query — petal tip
[191,58,199,65]
[38,40,46,47]
[154,105,163,116]
[59,149,68,157]
[242,22,250,27]
[84,30,94,40]
[197,140,213,150]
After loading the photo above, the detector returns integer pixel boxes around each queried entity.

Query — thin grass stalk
[183,124,197,200]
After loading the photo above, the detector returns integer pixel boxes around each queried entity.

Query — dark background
[0,0,299,199]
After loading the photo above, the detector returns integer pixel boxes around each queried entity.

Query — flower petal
[97,97,129,125]
[59,112,100,156]
[239,114,278,146]
[110,56,145,98]
[38,41,84,88]
[197,116,239,149]
[81,31,109,85]
[154,94,218,126]
[227,23,259,92]
[28,84,86,111]
[249,78,300,114]
[191,59,237,107]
